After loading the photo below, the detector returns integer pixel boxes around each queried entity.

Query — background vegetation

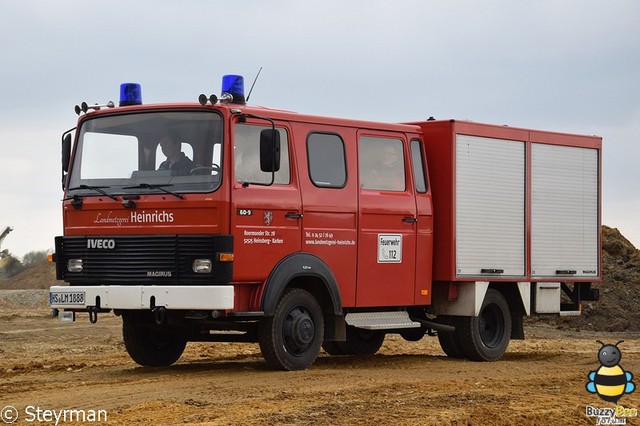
[0,250,49,279]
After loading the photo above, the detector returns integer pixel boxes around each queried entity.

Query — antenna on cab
[246,67,263,102]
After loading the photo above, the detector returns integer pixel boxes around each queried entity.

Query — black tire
[122,317,186,367]
[457,289,512,361]
[437,316,465,358]
[259,288,324,371]
[400,327,426,342]
[322,340,348,355]
[339,326,385,355]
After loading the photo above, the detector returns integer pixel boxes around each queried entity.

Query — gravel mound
[0,289,49,309]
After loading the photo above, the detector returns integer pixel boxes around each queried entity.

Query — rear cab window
[307,133,347,188]
[359,136,405,191]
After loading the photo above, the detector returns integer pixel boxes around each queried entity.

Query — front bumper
[49,285,234,310]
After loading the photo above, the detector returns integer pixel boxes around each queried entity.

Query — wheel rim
[479,303,504,348]
[283,306,315,356]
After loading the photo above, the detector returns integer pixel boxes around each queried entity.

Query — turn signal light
[218,253,235,262]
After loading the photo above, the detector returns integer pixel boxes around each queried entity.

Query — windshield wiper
[123,183,185,200]
[67,185,119,201]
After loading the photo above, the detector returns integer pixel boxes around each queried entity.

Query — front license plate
[50,291,86,306]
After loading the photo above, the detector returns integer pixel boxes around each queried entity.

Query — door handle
[481,268,504,274]
[555,270,577,275]
[285,212,303,219]
[402,216,417,224]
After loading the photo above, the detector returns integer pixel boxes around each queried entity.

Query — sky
[0,0,639,259]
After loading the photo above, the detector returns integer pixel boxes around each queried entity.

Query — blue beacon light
[221,75,245,104]
[119,83,143,106]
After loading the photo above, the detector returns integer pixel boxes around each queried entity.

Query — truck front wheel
[457,288,512,361]
[259,288,324,371]
[122,317,186,367]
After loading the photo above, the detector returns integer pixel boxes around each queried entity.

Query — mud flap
[511,313,524,340]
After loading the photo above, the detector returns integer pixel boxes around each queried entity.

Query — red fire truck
[49,75,601,370]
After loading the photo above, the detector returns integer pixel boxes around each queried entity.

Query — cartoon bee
[586,340,636,403]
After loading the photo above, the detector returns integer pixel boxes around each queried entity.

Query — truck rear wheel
[457,289,512,361]
[122,317,187,367]
[259,288,324,371]
[400,328,426,342]
[338,326,384,355]
[323,327,385,356]
[322,341,348,355]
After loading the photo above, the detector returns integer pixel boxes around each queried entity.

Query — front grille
[55,235,233,285]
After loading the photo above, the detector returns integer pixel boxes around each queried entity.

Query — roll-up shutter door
[455,135,525,277]
[531,143,599,277]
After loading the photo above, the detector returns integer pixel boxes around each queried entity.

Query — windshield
[67,110,223,195]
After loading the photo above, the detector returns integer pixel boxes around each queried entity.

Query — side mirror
[61,133,72,190]
[62,133,71,173]
[259,128,280,173]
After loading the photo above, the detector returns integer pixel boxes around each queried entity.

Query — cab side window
[234,124,290,184]
[410,139,428,193]
[359,136,405,191]
[307,133,346,188]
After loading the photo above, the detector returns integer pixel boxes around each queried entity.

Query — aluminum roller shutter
[531,143,599,277]
[455,135,525,277]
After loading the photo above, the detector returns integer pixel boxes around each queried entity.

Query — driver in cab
[158,136,195,175]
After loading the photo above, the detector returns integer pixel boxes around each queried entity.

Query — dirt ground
[1,291,639,426]
[1,226,639,425]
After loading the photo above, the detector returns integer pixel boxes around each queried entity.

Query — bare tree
[0,254,24,278]
[22,251,49,268]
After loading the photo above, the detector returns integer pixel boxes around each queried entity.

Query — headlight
[192,259,212,273]
[67,259,83,272]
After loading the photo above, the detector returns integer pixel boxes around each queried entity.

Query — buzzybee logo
[586,340,635,403]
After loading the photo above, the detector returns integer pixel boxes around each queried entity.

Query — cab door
[230,121,302,282]
[356,133,417,307]
[297,126,358,307]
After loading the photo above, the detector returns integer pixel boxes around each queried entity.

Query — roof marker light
[221,75,245,104]
[119,83,142,106]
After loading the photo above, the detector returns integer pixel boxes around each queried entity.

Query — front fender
[261,252,342,317]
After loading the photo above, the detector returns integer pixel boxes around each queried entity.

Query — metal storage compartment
[455,135,525,277]
[534,282,561,313]
[530,143,599,278]
[416,119,601,283]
